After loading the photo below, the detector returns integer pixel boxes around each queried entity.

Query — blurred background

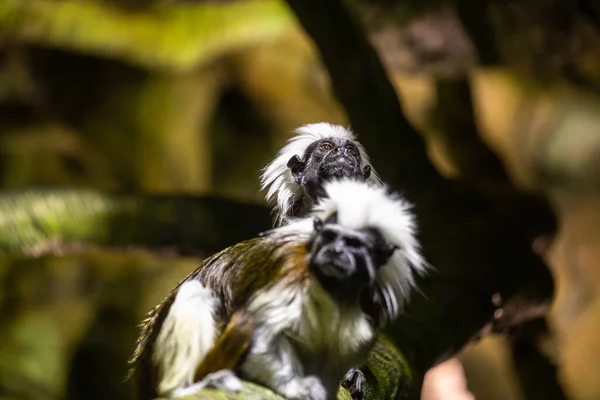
[1,0,600,399]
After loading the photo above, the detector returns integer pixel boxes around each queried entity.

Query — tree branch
[0,189,272,257]
[453,0,499,66]
[433,78,557,241]
[286,0,442,192]
[508,319,567,400]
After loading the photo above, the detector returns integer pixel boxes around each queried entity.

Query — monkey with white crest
[261,123,394,398]
[127,179,426,400]
[260,123,382,226]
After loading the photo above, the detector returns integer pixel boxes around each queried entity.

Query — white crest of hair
[260,122,382,226]
[312,178,428,320]
[153,279,218,396]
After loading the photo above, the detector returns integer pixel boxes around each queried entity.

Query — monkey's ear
[287,155,306,184]
[324,211,338,225]
[313,217,324,232]
[362,165,371,179]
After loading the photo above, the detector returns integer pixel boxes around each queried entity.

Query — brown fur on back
[126,235,311,399]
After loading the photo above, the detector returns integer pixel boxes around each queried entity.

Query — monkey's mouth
[328,154,356,166]
[321,157,360,179]
[312,249,355,279]
[312,250,375,284]
[311,261,374,305]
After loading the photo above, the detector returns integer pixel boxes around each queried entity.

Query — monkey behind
[260,123,382,226]
[128,179,427,400]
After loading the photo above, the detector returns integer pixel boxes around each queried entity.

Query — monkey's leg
[194,310,256,381]
[341,367,366,400]
[153,280,219,397]
[242,336,328,400]
[172,310,255,397]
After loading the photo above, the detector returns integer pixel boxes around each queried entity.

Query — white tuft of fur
[242,280,374,397]
[300,281,374,359]
[260,123,381,226]
[153,280,218,396]
[246,280,373,358]
[311,179,428,320]
[247,282,305,341]
[242,283,306,391]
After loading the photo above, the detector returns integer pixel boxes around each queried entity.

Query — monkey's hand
[278,375,327,400]
[341,367,366,400]
[171,370,243,397]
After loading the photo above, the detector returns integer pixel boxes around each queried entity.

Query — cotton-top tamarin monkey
[260,123,382,226]
[260,123,385,398]
[127,179,425,400]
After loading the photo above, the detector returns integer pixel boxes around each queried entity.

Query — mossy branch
[154,335,414,400]
[0,189,272,257]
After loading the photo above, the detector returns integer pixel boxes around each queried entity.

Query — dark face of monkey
[308,213,398,305]
[287,137,372,203]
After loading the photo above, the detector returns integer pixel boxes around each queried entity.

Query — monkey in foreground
[127,179,425,400]
[260,122,386,398]
[260,123,382,227]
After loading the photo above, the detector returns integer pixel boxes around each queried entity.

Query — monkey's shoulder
[126,234,312,389]
[194,235,312,307]
[128,235,310,368]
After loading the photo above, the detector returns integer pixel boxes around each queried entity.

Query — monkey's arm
[193,310,256,382]
[240,334,328,400]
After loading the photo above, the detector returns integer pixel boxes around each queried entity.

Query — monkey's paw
[171,370,244,397]
[341,367,366,400]
[279,375,327,400]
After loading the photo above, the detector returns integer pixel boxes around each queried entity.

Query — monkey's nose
[330,245,343,255]
[317,249,354,278]
[333,147,351,157]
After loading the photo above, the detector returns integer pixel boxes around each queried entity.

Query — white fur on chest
[247,281,375,367]
[298,283,374,361]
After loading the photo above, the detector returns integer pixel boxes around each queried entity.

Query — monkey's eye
[320,229,337,243]
[347,147,357,156]
[344,237,363,248]
[319,143,332,151]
